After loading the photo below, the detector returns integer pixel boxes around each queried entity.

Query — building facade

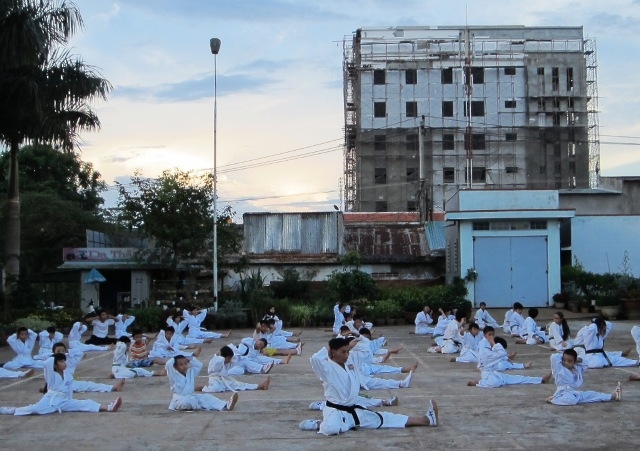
[343,26,599,214]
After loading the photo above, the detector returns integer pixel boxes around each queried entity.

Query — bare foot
[508,352,517,359]
[524,361,532,369]
[381,352,391,363]
[283,354,292,364]
[629,374,640,381]
[542,372,552,384]
[23,368,35,378]
[450,357,457,362]
[389,346,402,355]
[407,362,419,373]
[515,339,526,344]
[107,344,116,351]
[222,330,232,338]
[467,380,478,386]
[546,395,554,404]
[203,339,214,344]
[621,346,632,357]
[258,377,271,390]
[109,373,116,379]
[112,379,126,392]
[193,346,202,357]
[294,331,303,337]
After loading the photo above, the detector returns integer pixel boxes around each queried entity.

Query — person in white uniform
[547,349,620,405]
[577,318,638,368]
[516,308,549,345]
[413,305,435,335]
[451,322,482,363]
[149,327,201,359]
[332,303,347,335]
[68,322,111,352]
[35,327,64,360]
[628,325,640,381]
[3,327,44,369]
[84,311,118,345]
[111,336,165,379]
[165,355,238,411]
[183,307,230,340]
[0,353,122,416]
[299,338,439,434]
[350,331,416,376]
[509,303,525,338]
[548,311,572,351]
[474,302,501,330]
[207,345,272,376]
[0,366,34,379]
[114,314,136,338]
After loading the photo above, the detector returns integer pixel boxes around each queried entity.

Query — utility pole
[418,116,427,224]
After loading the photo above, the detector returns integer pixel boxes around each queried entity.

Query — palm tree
[0,0,111,311]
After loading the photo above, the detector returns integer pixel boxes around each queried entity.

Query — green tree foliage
[0,0,111,299]
[327,269,378,301]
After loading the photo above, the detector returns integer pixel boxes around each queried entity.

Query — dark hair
[118,336,131,343]
[483,326,495,334]
[513,302,524,310]
[53,352,67,368]
[266,318,276,326]
[343,314,352,321]
[329,337,349,350]
[555,311,570,340]
[494,336,508,349]
[339,325,350,333]
[479,302,487,307]
[220,345,234,358]
[17,326,28,334]
[359,327,371,337]
[258,338,268,347]
[52,342,66,353]
[173,355,188,367]
[528,308,539,319]
[455,310,466,321]
[259,319,269,326]
[468,322,480,330]
[353,314,362,321]
[594,317,607,335]
[164,326,175,333]
[132,329,143,336]
[563,348,578,362]
[46,326,56,334]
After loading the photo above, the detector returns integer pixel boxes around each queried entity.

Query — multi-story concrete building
[342,26,599,214]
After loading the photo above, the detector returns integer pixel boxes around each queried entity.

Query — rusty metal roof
[344,223,427,260]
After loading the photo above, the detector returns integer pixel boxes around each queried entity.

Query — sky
[68,0,640,219]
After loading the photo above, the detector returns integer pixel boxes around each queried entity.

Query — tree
[116,169,242,282]
[0,0,111,307]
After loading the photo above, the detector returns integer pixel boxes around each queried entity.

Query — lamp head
[210,38,221,55]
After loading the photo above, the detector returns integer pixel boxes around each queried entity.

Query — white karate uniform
[59,348,113,393]
[509,312,525,337]
[11,357,101,415]
[114,314,135,338]
[455,333,482,363]
[167,317,205,345]
[236,338,281,365]
[3,329,44,369]
[475,338,542,388]
[203,354,259,393]
[503,309,514,334]
[580,322,638,368]
[474,308,500,330]
[548,354,611,405]
[183,309,222,340]
[265,331,297,349]
[310,347,408,435]
[165,357,226,411]
[68,322,110,352]
[441,321,464,354]
[523,317,548,344]
[347,346,402,390]
[207,354,263,376]
[433,315,454,337]
[351,337,401,375]
[35,330,64,360]
[414,311,434,335]
[90,318,114,338]
[632,325,640,358]
[111,342,154,378]
[332,305,345,334]
[0,367,30,378]
[548,322,573,351]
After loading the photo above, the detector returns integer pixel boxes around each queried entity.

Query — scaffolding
[584,38,600,188]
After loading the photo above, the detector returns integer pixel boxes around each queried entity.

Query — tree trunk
[3,140,21,315]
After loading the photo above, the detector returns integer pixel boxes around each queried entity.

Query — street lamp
[210,37,221,312]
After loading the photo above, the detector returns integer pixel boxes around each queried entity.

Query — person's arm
[190,357,203,374]
[85,315,99,324]
[310,346,330,381]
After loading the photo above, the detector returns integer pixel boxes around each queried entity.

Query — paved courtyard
[1,311,639,450]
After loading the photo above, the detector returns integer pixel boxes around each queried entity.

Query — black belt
[325,401,383,429]
[586,348,612,366]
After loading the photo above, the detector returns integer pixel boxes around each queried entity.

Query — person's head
[339,325,351,337]
[328,338,350,365]
[339,304,346,313]
[164,326,175,340]
[118,336,131,349]
[359,327,371,339]
[483,325,495,340]
[479,302,487,310]
[266,318,276,330]
[562,348,578,370]
[190,306,199,315]
[269,306,276,314]
[468,322,480,336]
[513,302,524,312]
[528,307,539,319]
[53,352,67,371]
[99,311,109,321]
[353,315,363,327]
[52,342,67,354]
[423,305,431,313]
[256,338,268,351]
[220,345,234,363]
[16,326,28,341]
[172,313,183,323]
[132,329,144,344]
[46,326,56,337]
[343,313,352,323]
[594,317,607,335]
[553,311,570,340]
[494,336,508,349]
[443,306,452,315]
[455,310,466,322]
[173,355,190,375]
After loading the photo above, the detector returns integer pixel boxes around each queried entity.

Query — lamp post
[210,37,221,312]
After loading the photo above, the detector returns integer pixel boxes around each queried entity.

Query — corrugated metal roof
[343,212,420,223]
[425,221,446,255]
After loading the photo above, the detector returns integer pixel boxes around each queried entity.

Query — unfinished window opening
[552,98,560,109]
[537,67,545,76]
[407,200,417,212]
[465,167,486,183]
[406,167,418,182]
[373,69,386,85]
[374,168,387,184]
[406,133,418,151]
[464,100,485,116]
[406,101,418,118]
[552,112,561,126]
[505,133,517,141]
[467,67,484,84]
[375,201,387,212]
[504,67,516,75]
[552,67,559,91]
[442,134,455,150]
[568,97,575,109]
[443,167,455,183]
[472,221,490,230]
[374,102,386,118]
[405,69,417,85]
[505,166,518,174]
[464,133,486,150]
[374,134,386,151]
[441,67,453,84]
[504,100,516,108]
[442,101,454,117]
[538,98,545,112]
[566,67,574,91]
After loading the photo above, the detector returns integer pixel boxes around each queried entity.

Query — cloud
[114,72,277,102]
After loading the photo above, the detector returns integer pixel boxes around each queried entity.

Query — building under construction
[342,26,599,215]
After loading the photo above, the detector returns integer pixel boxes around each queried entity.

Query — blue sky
[69,0,640,217]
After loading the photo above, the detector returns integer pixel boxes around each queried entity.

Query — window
[406,167,418,182]
[471,67,484,84]
[505,166,518,174]
[552,112,561,126]
[441,67,453,84]
[375,201,387,212]
[504,100,516,108]
[472,221,490,230]
[537,67,545,76]
[406,133,418,151]
[465,167,486,183]
[504,67,516,75]
[505,133,517,141]
[405,69,417,85]
[538,98,545,112]
[566,67,574,91]
[530,221,547,230]
[443,167,455,183]
[464,100,485,116]
[405,101,418,118]
[568,97,575,109]
[465,133,486,150]
[554,162,562,174]
[407,201,417,212]
[373,69,386,85]
[552,67,559,91]
[552,98,560,109]
[374,168,387,184]
[374,102,386,118]
[374,134,386,151]
[442,134,455,150]
[442,101,454,117]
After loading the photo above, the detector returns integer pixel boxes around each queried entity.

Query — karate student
[547,349,620,405]
[207,345,272,376]
[468,330,550,388]
[183,307,230,341]
[432,307,455,345]
[516,308,548,344]
[84,310,118,345]
[358,328,401,363]
[165,355,238,411]
[474,302,501,330]
[149,327,202,359]
[0,353,122,416]
[509,302,525,337]
[412,305,435,335]
[299,338,438,434]
[0,367,34,379]
[35,326,63,360]
[451,322,482,363]
[308,395,398,412]
[167,312,210,345]
[628,325,640,381]
[548,311,572,351]
[440,310,467,354]
[114,314,135,338]
[68,321,112,352]
[332,303,347,334]
[473,327,529,371]
[351,330,416,376]
[235,337,295,365]
[263,306,301,337]
[576,317,638,368]
[503,304,515,334]
[3,327,44,370]
[111,336,166,379]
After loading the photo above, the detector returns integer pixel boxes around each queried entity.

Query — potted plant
[621,287,640,320]
[596,294,620,319]
[552,292,570,310]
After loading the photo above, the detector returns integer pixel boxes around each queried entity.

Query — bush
[327,269,378,301]
[9,315,53,332]
[289,304,314,327]
[372,299,403,318]
[128,307,164,331]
